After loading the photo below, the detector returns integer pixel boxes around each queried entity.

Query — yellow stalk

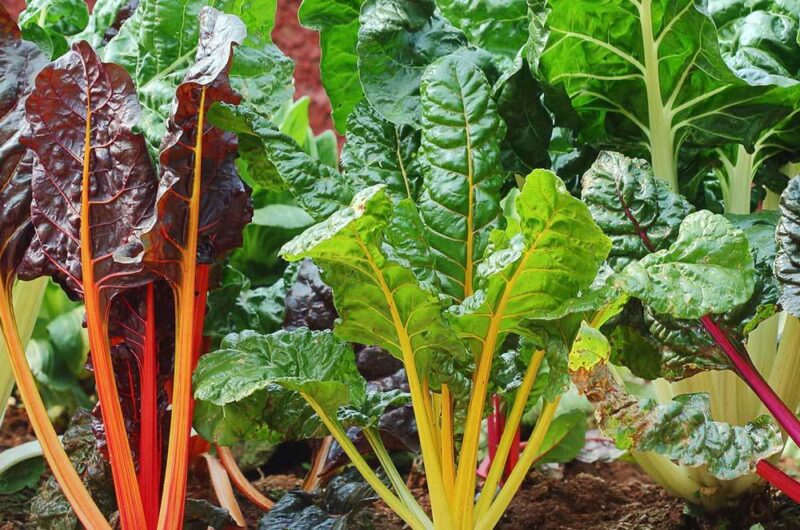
[0,289,111,529]
[440,384,456,502]
[475,398,560,530]
[302,394,431,530]
[352,231,452,528]
[474,350,545,519]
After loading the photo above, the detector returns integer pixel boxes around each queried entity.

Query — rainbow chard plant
[0,1,277,527]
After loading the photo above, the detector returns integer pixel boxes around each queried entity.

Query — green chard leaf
[208,104,354,220]
[281,187,465,369]
[193,329,365,443]
[18,0,89,59]
[418,55,506,300]
[450,170,611,352]
[776,176,800,316]
[341,100,422,202]
[569,324,783,480]
[528,0,796,188]
[103,0,290,152]
[698,0,800,86]
[72,0,139,48]
[357,0,494,127]
[437,0,529,69]
[581,151,695,271]
[298,0,363,133]
[204,267,286,338]
[619,210,757,319]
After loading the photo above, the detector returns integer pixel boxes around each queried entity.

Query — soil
[0,402,35,451]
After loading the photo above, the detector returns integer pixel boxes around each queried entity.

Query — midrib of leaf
[394,128,412,199]
[350,227,451,527]
[79,88,146,528]
[159,86,208,529]
[462,87,475,299]
[453,211,558,525]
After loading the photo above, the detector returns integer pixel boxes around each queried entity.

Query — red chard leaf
[18,40,158,304]
[0,6,45,288]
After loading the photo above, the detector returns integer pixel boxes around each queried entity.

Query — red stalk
[756,460,800,504]
[139,283,161,530]
[700,316,800,446]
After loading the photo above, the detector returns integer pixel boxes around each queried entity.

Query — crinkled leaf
[204,267,286,338]
[209,106,352,220]
[582,151,695,271]
[29,410,117,529]
[341,99,422,202]
[569,326,783,480]
[0,11,45,288]
[194,328,365,415]
[280,186,465,370]
[18,0,89,59]
[283,259,337,331]
[418,55,506,300]
[258,468,377,530]
[776,175,800,316]
[141,8,252,280]
[17,41,158,307]
[356,0,470,127]
[298,0,363,133]
[619,210,757,319]
[699,0,800,86]
[103,0,288,152]
[451,170,610,350]
[183,499,238,530]
[438,0,528,69]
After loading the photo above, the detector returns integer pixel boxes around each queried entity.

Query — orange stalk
[203,453,246,527]
[217,446,275,511]
[80,101,146,530]
[157,88,208,530]
[0,288,110,529]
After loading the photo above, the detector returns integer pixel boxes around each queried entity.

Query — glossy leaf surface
[18,41,157,307]
[619,210,757,319]
[418,55,506,300]
[0,10,45,288]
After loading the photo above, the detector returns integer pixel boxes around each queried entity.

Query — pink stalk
[700,316,800,446]
[756,460,800,503]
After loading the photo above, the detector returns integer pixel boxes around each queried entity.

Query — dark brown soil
[0,402,35,451]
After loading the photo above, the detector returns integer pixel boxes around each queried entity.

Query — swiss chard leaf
[418,55,506,300]
[438,0,529,69]
[357,0,483,127]
[103,0,289,152]
[341,100,422,202]
[280,186,465,368]
[142,8,252,280]
[569,324,783,480]
[18,40,157,308]
[298,0,363,133]
[776,175,800,316]
[528,0,795,187]
[699,0,800,86]
[451,169,610,348]
[581,151,695,271]
[618,210,757,319]
[0,10,45,289]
